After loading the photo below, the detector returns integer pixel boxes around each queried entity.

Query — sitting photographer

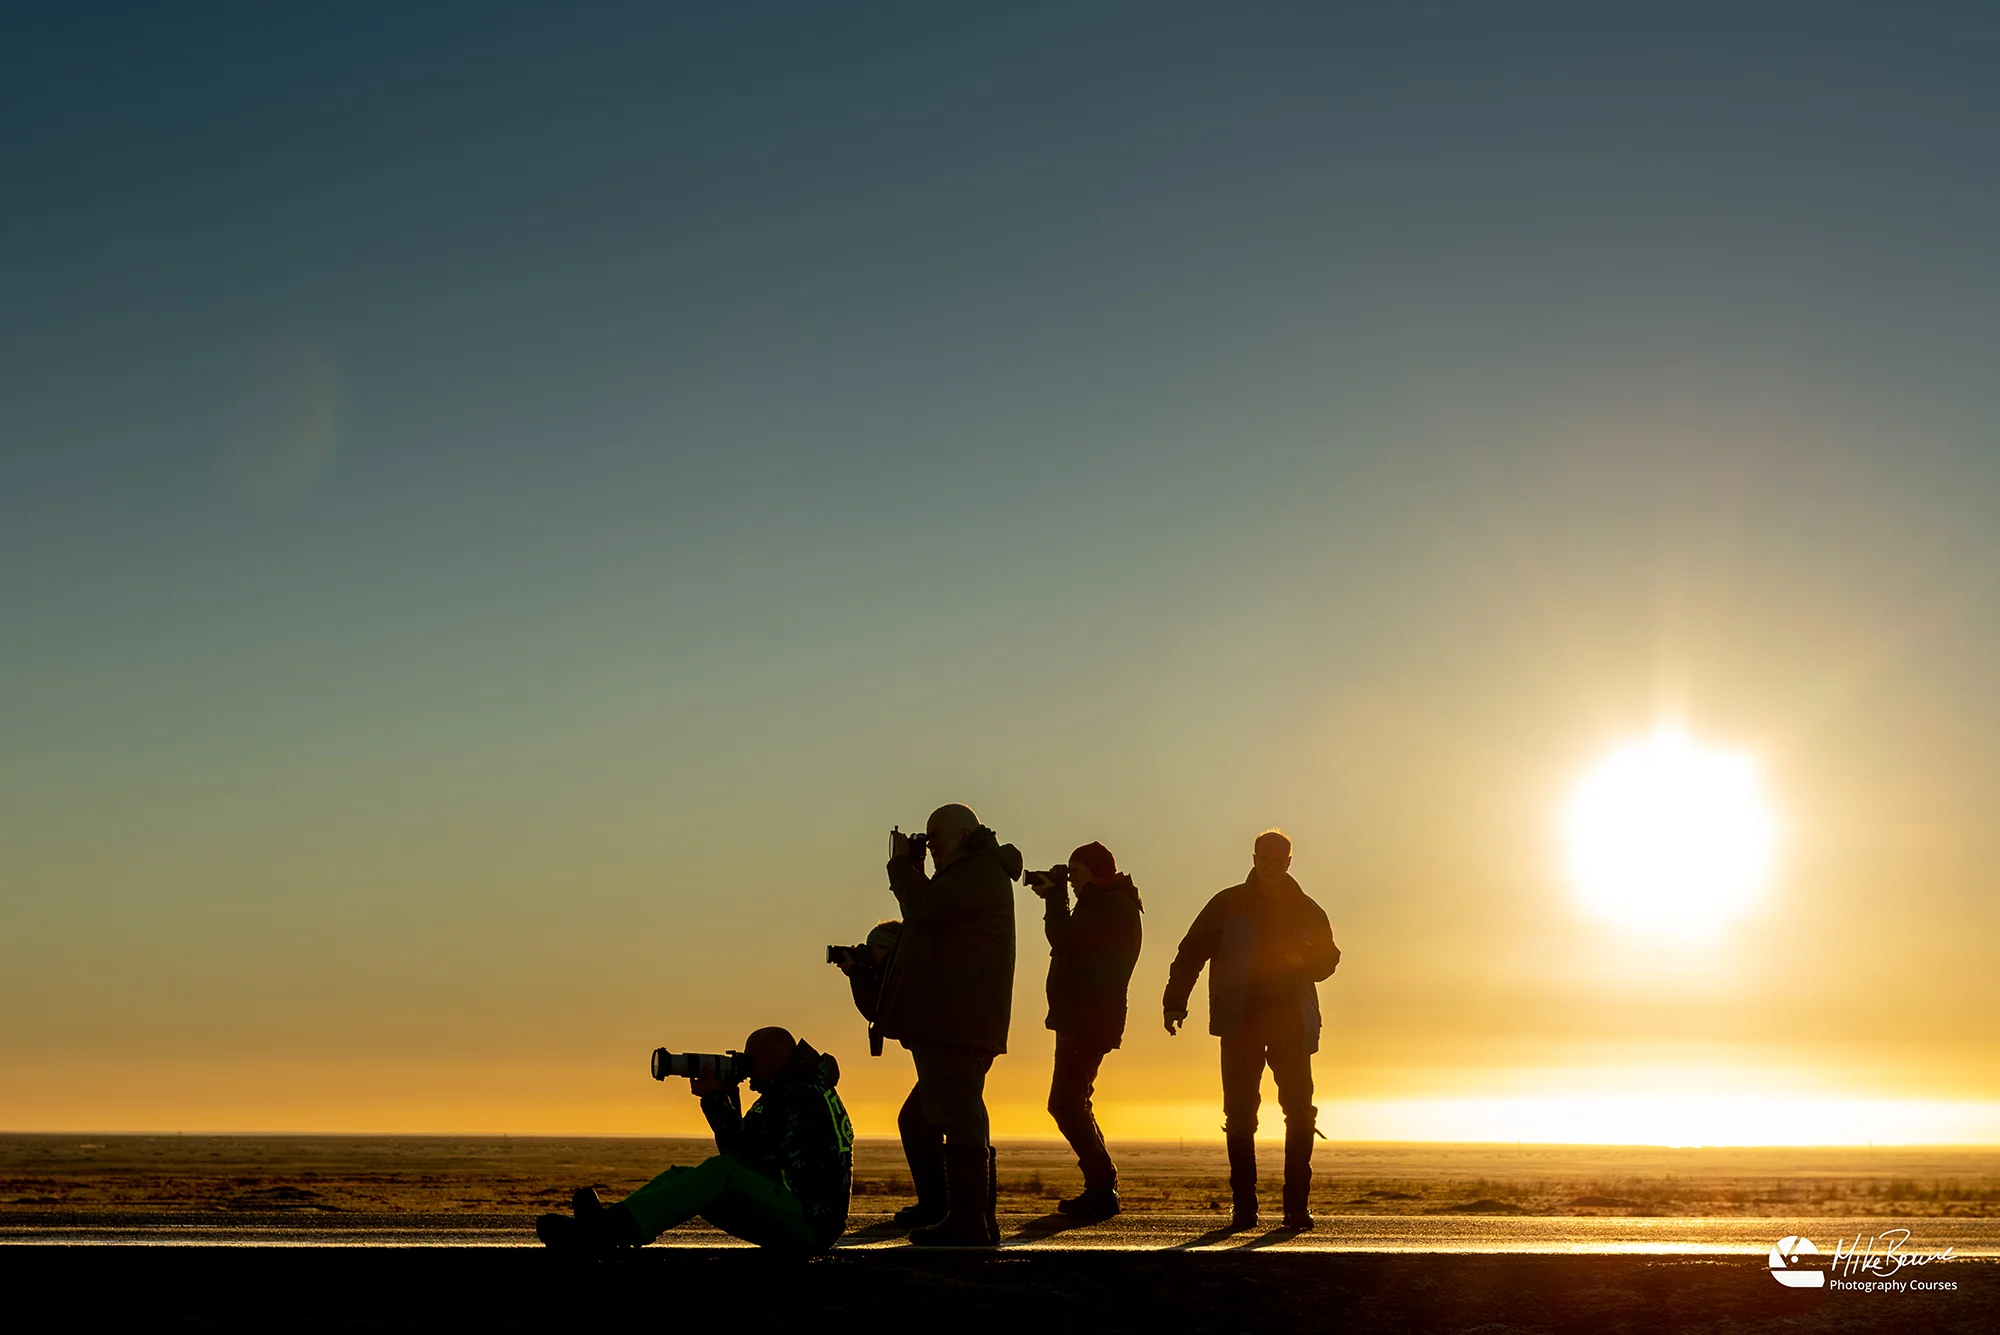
[1029,841,1143,1220]
[879,802,1021,1246]
[536,1026,852,1255]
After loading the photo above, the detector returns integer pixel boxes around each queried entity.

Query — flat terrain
[6,1135,1998,1223]
[9,1138,1997,1331]
[14,1209,2000,1257]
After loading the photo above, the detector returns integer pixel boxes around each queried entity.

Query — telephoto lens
[650,1048,750,1084]
[1025,865,1070,897]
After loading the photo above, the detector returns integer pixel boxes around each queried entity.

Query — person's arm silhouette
[1163,898,1223,1035]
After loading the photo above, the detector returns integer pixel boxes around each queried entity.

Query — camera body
[826,943,868,970]
[650,1048,752,1085]
[893,825,929,865]
[1023,865,1070,899]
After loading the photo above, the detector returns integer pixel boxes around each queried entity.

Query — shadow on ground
[1005,1211,1098,1243]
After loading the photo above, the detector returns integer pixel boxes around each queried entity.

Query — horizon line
[7,1131,1999,1151]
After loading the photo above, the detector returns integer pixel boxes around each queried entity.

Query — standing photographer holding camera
[828,920,901,1058]
[879,802,1022,1246]
[1029,840,1143,1220]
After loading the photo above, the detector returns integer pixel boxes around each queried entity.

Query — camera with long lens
[650,1048,752,1084]
[1022,865,1070,899]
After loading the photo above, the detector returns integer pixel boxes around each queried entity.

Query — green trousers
[616,1154,818,1251]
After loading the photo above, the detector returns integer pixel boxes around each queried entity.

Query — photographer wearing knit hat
[1024,840,1144,1220]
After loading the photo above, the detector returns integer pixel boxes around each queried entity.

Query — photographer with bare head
[1164,829,1341,1231]
[878,802,1022,1246]
[536,1026,852,1256]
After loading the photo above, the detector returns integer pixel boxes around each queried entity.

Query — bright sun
[1564,725,1777,937]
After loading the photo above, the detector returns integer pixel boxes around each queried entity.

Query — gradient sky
[5,3,2000,1141]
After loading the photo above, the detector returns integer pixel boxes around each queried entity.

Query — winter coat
[1043,875,1144,1050]
[877,826,1022,1054]
[841,951,890,1056]
[1162,873,1340,1053]
[699,1039,854,1251]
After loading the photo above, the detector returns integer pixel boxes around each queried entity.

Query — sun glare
[1564,725,1777,937]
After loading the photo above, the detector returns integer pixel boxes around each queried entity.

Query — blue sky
[4,3,1999,1135]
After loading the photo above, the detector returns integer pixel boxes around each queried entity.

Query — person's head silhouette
[925,803,980,870]
[744,1026,798,1085]
[1252,829,1292,889]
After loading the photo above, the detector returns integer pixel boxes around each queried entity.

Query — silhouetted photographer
[536,1026,852,1255]
[1164,829,1340,1231]
[828,920,901,1056]
[878,802,1021,1246]
[1028,841,1142,1220]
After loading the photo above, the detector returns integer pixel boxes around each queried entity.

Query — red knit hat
[1069,841,1118,882]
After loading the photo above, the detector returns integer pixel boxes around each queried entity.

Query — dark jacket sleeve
[1053,890,1134,961]
[1297,902,1341,982]
[845,960,884,1021]
[767,1090,807,1177]
[700,1085,746,1157]
[1043,892,1075,949]
[710,1089,793,1183]
[888,856,1002,924]
[1163,895,1224,1014]
[773,1088,834,1186]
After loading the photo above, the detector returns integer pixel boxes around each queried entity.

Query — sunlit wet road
[8,1211,1999,1256]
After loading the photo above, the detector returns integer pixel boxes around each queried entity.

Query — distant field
[4,1136,1997,1221]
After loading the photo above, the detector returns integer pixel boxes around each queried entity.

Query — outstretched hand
[688,1076,721,1098]
[1164,1008,1187,1036]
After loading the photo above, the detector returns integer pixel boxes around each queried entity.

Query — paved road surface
[7,1209,1997,1255]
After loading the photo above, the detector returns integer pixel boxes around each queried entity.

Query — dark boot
[1282,1124,1316,1230]
[910,1144,995,1247]
[1226,1130,1258,1230]
[572,1186,642,1249]
[538,1201,622,1258]
[535,1212,579,1251]
[893,1094,948,1228]
[986,1145,1000,1244]
[1057,1184,1120,1220]
[891,1146,947,1228]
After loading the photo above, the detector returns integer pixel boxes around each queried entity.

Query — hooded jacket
[877,825,1022,1054]
[699,1039,853,1251]
[1162,873,1340,1053]
[1043,875,1144,1050]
